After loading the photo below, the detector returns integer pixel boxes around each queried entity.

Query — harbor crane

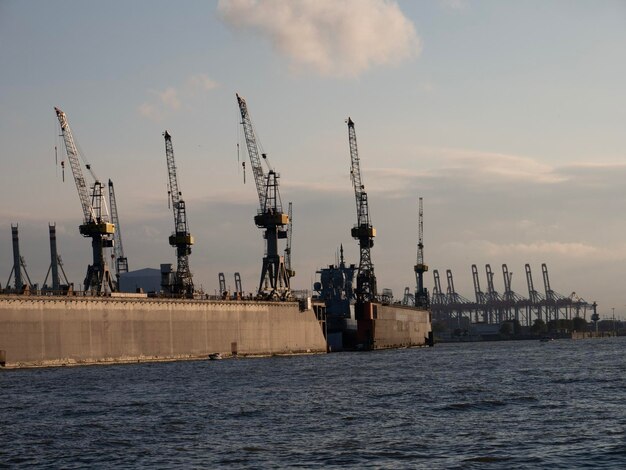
[485,264,503,323]
[414,197,429,308]
[431,269,446,306]
[472,264,487,322]
[108,179,128,289]
[236,93,290,300]
[163,131,194,296]
[55,107,115,294]
[347,118,377,302]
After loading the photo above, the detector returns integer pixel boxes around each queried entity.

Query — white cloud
[157,87,181,110]
[187,74,219,91]
[439,0,468,11]
[138,74,219,121]
[431,147,566,184]
[217,0,421,78]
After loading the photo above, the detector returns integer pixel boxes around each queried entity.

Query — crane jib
[236,94,268,210]
[55,107,104,226]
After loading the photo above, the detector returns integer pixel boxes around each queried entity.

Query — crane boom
[347,117,376,302]
[55,107,96,224]
[348,118,369,227]
[236,93,267,209]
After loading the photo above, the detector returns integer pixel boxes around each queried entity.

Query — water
[2,337,626,469]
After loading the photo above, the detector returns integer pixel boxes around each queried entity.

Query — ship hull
[0,295,327,368]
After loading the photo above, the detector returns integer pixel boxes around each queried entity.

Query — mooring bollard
[0,350,6,367]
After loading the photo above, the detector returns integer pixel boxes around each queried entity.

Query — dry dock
[0,295,327,368]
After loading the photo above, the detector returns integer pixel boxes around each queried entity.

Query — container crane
[163,131,194,296]
[472,264,487,323]
[234,272,243,298]
[431,269,446,306]
[525,264,544,305]
[55,107,115,294]
[347,117,377,302]
[236,93,290,300]
[414,197,429,308]
[485,264,502,323]
[108,179,128,289]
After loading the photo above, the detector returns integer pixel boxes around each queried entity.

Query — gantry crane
[472,264,487,323]
[163,131,194,296]
[485,264,503,323]
[108,179,128,289]
[236,93,290,300]
[55,107,115,294]
[431,269,446,306]
[414,197,429,308]
[347,118,377,302]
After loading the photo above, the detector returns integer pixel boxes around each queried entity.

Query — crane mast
[108,179,128,289]
[285,202,295,280]
[55,107,115,294]
[347,118,377,302]
[236,93,290,300]
[163,131,194,296]
[414,197,429,308]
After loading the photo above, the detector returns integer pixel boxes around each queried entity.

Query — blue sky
[1,0,625,315]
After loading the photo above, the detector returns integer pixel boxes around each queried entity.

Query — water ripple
[2,337,626,468]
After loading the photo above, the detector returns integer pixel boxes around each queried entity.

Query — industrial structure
[285,202,295,282]
[237,93,291,300]
[55,107,115,294]
[108,179,128,289]
[430,263,596,328]
[347,117,377,303]
[312,118,432,352]
[414,197,429,308]
[162,131,194,296]
[42,223,70,293]
[5,224,35,294]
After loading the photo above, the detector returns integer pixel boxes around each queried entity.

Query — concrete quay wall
[0,296,327,368]
[373,304,432,349]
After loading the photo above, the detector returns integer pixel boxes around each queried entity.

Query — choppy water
[2,337,626,469]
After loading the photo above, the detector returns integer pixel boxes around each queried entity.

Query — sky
[0,0,625,317]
